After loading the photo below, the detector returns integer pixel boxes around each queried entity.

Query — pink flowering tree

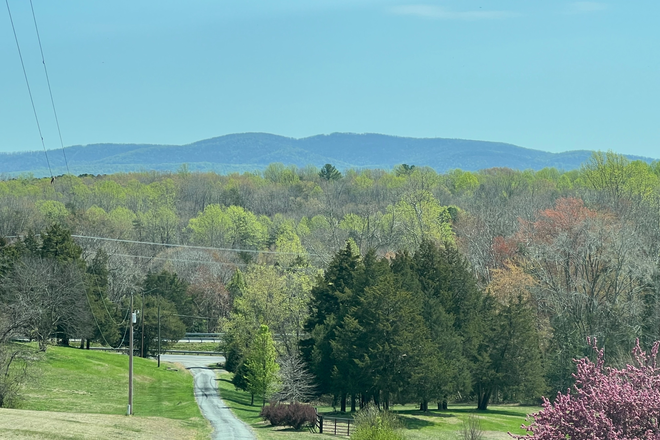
[513,339,660,440]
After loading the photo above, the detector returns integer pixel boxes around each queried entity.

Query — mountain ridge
[0,132,655,177]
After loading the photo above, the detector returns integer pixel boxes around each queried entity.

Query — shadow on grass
[444,407,535,418]
[395,406,532,419]
[217,383,263,414]
[396,409,456,418]
[256,426,313,432]
[399,416,436,430]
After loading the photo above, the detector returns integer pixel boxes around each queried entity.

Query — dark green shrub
[260,402,317,430]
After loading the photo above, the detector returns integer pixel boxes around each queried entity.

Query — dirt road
[161,354,255,440]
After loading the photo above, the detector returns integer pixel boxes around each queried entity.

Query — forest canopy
[2,152,660,409]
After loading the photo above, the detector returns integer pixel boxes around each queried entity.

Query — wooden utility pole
[128,293,135,415]
[157,294,161,368]
[140,290,145,358]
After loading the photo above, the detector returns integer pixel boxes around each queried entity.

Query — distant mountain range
[0,133,655,177]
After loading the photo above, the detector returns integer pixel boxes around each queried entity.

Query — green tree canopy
[319,164,342,181]
[245,324,280,406]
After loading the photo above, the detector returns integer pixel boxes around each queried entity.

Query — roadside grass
[86,341,221,352]
[12,343,211,439]
[217,370,537,440]
[216,370,320,440]
[169,342,222,352]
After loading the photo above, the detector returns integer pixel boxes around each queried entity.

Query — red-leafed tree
[514,197,646,392]
[513,339,660,440]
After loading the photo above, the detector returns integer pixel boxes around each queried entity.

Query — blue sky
[1,1,659,158]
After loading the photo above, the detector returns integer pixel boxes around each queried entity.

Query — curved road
[161,355,255,440]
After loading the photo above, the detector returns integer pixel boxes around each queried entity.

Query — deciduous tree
[514,340,660,440]
[245,324,280,406]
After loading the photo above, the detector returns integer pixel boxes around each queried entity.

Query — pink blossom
[512,339,660,440]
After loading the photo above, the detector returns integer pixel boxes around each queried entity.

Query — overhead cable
[29,0,70,175]
[109,253,247,267]
[71,234,317,256]
[5,0,53,179]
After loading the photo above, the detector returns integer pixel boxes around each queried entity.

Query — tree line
[223,239,542,411]
[1,152,660,409]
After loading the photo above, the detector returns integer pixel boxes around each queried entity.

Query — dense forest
[2,151,660,410]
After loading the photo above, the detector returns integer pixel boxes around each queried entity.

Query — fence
[181,333,223,343]
[313,413,353,437]
[88,347,224,356]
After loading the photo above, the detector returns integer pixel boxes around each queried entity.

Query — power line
[90,262,128,327]
[83,287,115,348]
[5,234,320,270]
[29,0,70,175]
[5,0,53,179]
[84,287,131,350]
[109,253,248,267]
[71,234,317,257]
[107,252,318,274]
[114,304,131,349]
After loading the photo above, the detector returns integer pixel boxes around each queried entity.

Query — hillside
[1,344,211,439]
[0,132,655,177]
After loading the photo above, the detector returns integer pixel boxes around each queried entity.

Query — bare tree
[273,352,316,403]
[0,312,32,408]
[3,257,89,351]
[0,342,30,408]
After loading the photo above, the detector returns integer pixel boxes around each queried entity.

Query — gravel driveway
[161,355,255,440]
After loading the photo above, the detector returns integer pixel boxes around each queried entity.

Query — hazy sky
[1,1,659,158]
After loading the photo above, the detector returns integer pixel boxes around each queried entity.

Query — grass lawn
[0,408,205,440]
[9,343,211,439]
[398,405,535,440]
[216,370,539,440]
[216,370,320,440]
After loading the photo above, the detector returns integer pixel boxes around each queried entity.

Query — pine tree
[302,241,362,407]
[318,164,342,181]
[40,224,83,264]
[142,270,192,328]
[83,249,120,348]
[412,241,481,410]
[349,273,428,409]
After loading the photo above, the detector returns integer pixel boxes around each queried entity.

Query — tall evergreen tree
[302,241,361,411]
[83,250,120,349]
[412,241,483,410]
[482,294,545,408]
[40,224,83,264]
[142,270,192,329]
[349,273,428,409]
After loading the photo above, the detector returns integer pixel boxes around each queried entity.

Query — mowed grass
[216,370,538,440]
[216,370,319,440]
[398,405,535,440]
[0,408,206,440]
[10,343,211,439]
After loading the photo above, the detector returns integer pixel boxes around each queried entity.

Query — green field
[216,370,537,440]
[6,343,211,439]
